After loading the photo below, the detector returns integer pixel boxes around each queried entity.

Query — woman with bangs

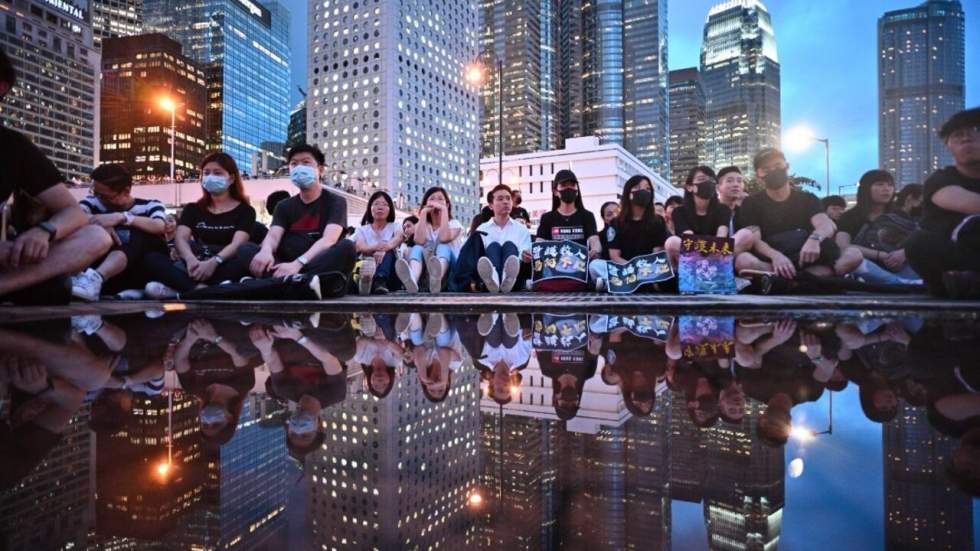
[395,186,463,293]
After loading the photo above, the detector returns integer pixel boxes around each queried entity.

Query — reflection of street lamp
[784,125,830,197]
[789,391,834,441]
[466,58,504,192]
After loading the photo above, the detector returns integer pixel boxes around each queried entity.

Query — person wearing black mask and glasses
[664,166,731,269]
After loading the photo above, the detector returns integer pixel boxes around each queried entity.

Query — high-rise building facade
[90,0,143,47]
[144,0,291,174]
[100,34,207,180]
[287,97,307,150]
[556,0,669,178]
[307,0,482,217]
[700,0,780,177]
[878,0,965,188]
[0,0,99,181]
[478,0,559,158]
[668,67,706,188]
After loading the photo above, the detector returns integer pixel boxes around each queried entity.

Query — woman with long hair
[835,169,921,285]
[664,166,731,267]
[353,190,403,295]
[587,175,670,291]
[597,201,621,260]
[394,186,463,293]
[142,152,260,298]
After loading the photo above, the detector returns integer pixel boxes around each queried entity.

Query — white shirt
[478,336,532,370]
[477,217,532,254]
[422,218,464,257]
[354,340,402,368]
[354,222,398,251]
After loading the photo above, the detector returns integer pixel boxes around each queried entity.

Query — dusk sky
[282,0,979,193]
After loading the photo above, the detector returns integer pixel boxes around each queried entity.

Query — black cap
[553,169,578,187]
[939,107,980,140]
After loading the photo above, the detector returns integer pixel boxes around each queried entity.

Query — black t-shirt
[179,202,256,248]
[836,207,869,238]
[735,188,821,238]
[672,202,733,236]
[271,190,348,241]
[0,127,63,204]
[920,166,980,236]
[536,208,598,246]
[511,206,531,223]
[599,225,613,260]
[607,216,670,260]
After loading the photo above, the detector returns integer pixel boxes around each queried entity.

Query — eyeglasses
[947,125,980,143]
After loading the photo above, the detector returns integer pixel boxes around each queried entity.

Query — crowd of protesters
[2,46,979,303]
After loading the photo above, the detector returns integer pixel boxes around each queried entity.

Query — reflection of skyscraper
[702,400,783,551]
[878,0,965,188]
[0,406,92,551]
[309,365,482,549]
[700,0,780,176]
[669,388,707,504]
[883,400,974,550]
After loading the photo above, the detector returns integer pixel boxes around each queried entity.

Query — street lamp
[466,58,504,192]
[784,125,830,197]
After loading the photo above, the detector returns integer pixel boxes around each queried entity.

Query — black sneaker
[373,284,390,295]
[943,271,980,300]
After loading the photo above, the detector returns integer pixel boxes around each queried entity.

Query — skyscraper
[668,67,707,188]
[1,0,99,181]
[307,0,482,217]
[700,0,780,177]
[90,0,143,47]
[144,0,291,174]
[100,34,208,180]
[878,0,965,188]
[883,400,974,549]
[478,0,559,157]
[287,97,307,150]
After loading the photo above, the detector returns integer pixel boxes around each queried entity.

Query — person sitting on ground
[597,200,621,260]
[473,184,532,293]
[141,152,261,298]
[250,189,290,244]
[734,147,863,282]
[475,313,531,405]
[906,107,980,298]
[398,215,418,260]
[469,203,493,234]
[716,165,746,214]
[510,189,531,227]
[71,164,168,301]
[664,166,732,268]
[664,195,684,235]
[354,190,403,295]
[394,186,463,293]
[0,49,111,304]
[821,195,847,223]
[249,144,356,293]
[835,169,921,287]
[533,169,601,291]
[588,175,671,292]
[896,183,924,219]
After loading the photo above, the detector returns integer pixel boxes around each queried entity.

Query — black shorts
[760,229,840,268]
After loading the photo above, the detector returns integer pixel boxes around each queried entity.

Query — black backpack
[853,213,918,252]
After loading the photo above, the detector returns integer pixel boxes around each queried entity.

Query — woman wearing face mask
[587,175,670,292]
[394,187,463,293]
[533,169,601,291]
[142,152,259,298]
[598,201,621,260]
[664,166,732,268]
[353,191,403,295]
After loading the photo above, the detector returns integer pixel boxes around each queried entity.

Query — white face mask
[289,165,318,189]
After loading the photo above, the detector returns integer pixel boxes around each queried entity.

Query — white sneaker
[359,258,376,296]
[594,277,606,293]
[115,288,144,300]
[395,258,418,293]
[71,268,104,302]
[359,314,377,336]
[71,315,103,335]
[478,257,500,293]
[425,256,444,294]
[478,312,497,336]
[308,274,323,300]
[144,281,179,300]
[500,256,520,293]
[503,313,520,338]
[425,313,447,339]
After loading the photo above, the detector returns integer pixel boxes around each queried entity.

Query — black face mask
[559,188,578,204]
[696,180,717,200]
[763,168,789,190]
[631,189,652,208]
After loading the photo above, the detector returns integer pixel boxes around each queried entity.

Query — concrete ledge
[2,293,979,323]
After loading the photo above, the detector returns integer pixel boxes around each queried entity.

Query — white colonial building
[479,136,681,224]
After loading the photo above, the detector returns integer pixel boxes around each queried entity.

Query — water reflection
[0,310,977,549]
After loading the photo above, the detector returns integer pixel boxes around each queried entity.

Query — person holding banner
[470,184,532,293]
[587,175,672,293]
[532,169,601,292]
[664,166,731,268]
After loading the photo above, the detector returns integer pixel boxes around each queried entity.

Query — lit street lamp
[159,96,181,205]
[784,125,830,197]
[466,58,504,192]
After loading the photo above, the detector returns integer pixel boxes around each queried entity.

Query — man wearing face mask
[734,148,863,282]
[249,145,357,292]
[533,170,601,291]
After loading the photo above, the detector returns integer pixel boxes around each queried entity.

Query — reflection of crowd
[1,310,979,497]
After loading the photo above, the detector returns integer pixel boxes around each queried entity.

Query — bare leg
[735,251,772,274]
[834,246,864,276]
[95,250,128,280]
[0,225,111,296]
[733,228,754,255]
[664,236,681,269]
[803,265,833,277]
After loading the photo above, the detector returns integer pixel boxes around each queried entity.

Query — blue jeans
[410,242,457,265]
[375,250,397,288]
[856,259,920,285]
[484,241,518,276]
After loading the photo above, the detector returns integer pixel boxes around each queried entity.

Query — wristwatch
[37,221,57,241]
[213,254,225,265]
[808,233,822,242]
[297,255,310,266]
[123,212,134,226]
